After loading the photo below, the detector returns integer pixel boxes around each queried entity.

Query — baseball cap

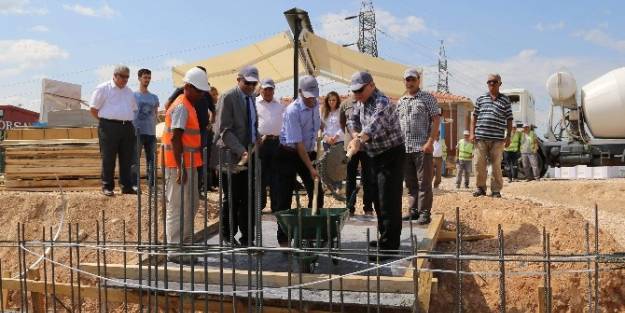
[261,78,275,89]
[523,123,530,127]
[299,75,319,98]
[349,71,373,91]
[403,68,421,79]
[183,67,210,92]
[463,130,470,136]
[238,65,259,82]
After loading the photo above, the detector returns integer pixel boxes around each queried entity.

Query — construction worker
[162,67,207,264]
[347,71,405,257]
[432,131,447,189]
[274,75,323,246]
[503,125,522,183]
[455,130,474,189]
[520,123,540,180]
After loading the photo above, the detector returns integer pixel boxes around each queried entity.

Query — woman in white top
[320,91,344,151]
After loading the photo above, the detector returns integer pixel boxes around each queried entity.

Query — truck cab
[500,88,548,178]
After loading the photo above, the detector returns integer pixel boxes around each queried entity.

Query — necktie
[246,96,254,143]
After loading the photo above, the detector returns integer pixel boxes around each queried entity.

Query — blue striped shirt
[473,93,513,140]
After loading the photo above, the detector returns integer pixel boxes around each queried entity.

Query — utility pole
[344,0,378,57]
[437,40,450,93]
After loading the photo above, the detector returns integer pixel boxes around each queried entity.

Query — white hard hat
[183,67,210,92]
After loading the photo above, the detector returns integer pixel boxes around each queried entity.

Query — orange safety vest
[162,94,203,168]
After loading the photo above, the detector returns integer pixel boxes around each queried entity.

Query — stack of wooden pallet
[3,139,103,189]
[1,127,154,190]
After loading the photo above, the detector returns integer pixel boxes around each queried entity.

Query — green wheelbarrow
[275,207,350,273]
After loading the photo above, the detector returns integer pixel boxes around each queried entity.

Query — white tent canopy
[172,30,420,99]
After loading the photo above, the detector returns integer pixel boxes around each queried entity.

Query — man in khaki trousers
[470,74,513,198]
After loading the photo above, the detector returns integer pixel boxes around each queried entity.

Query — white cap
[183,67,210,92]
[403,68,421,79]
[463,130,470,136]
[523,123,530,127]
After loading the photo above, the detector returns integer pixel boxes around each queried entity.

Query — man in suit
[214,65,259,247]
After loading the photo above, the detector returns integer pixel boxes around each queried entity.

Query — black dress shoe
[416,213,431,225]
[121,189,137,195]
[402,211,420,221]
[473,188,487,197]
[491,191,502,198]
[368,240,379,248]
[101,189,114,197]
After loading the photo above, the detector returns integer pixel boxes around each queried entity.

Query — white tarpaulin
[172,30,420,98]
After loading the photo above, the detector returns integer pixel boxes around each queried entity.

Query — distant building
[0,105,40,131]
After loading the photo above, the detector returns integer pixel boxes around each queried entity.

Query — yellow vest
[504,131,522,152]
[457,139,473,161]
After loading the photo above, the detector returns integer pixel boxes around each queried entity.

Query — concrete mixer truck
[542,67,625,168]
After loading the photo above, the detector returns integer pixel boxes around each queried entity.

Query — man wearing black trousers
[340,96,375,216]
[90,65,138,196]
[347,71,405,259]
[214,65,259,247]
[274,75,324,246]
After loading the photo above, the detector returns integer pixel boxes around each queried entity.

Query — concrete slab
[202,214,430,276]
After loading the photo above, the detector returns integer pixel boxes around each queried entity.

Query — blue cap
[261,78,275,89]
[349,71,373,91]
[299,75,319,98]
[238,65,259,82]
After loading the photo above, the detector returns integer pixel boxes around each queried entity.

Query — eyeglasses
[353,84,367,94]
[116,74,130,79]
[405,77,419,82]
[244,80,258,87]
[487,80,500,85]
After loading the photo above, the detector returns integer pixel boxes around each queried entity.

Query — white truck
[542,67,625,167]
[500,88,548,178]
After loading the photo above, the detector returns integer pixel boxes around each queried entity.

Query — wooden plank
[44,128,70,140]
[20,129,45,140]
[537,286,546,313]
[437,230,494,242]
[27,268,45,313]
[5,149,100,157]
[0,139,99,146]
[4,178,101,188]
[1,271,9,311]
[79,263,417,294]
[4,129,22,140]
[5,158,101,166]
[0,278,331,313]
[67,127,96,139]
[403,213,444,313]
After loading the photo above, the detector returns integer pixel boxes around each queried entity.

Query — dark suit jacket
[214,86,258,158]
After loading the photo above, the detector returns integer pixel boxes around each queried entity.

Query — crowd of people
[90,65,527,263]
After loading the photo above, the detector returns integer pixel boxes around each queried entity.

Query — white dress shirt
[90,80,138,121]
[256,96,285,136]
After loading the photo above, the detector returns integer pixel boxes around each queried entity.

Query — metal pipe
[456,207,463,313]
[497,225,506,313]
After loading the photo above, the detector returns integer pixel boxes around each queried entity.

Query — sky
[1,0,623,132]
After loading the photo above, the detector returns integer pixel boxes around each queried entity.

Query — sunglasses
[116,74,130,79]
[244,80,258,87]
[353,84,367,94]
[487,80,500,85]
[405,77,419,82]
